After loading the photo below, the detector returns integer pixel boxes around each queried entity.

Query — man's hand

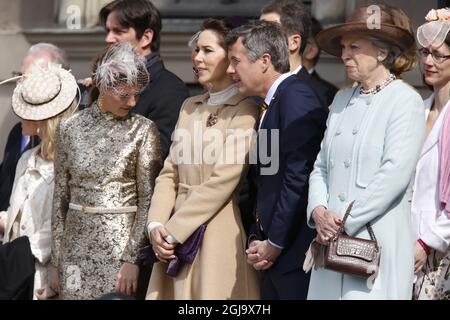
[246,240,281,271]
[246,240,263,265]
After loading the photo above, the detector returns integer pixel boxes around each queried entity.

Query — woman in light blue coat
[306,5,425,299]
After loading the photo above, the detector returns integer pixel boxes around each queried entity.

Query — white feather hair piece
[94,42,149,95]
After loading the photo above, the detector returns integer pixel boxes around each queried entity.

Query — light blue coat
[307,80,425,299]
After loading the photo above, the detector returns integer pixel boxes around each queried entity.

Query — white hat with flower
[417,8,450,48]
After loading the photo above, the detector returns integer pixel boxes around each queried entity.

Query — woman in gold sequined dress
[49,43,162,300]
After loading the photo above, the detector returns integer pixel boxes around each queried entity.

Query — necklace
[360,73,396,95]
[97,94,106,112]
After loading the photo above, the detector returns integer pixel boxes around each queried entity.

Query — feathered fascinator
[417,8,450,48]
[94,42,149,96]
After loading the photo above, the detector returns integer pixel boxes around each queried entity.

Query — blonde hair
[39,100,78,161]
[391,46,417,77]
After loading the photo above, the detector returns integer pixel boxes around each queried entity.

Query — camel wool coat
[146,91,260,300]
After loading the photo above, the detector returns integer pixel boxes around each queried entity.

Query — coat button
[349,98,356,105]
[352,127,359,135]
[366,99,371,106]
[339,193,347,201]
[21,225,26,231]
[335,129,342,136]
[344,159,351,168]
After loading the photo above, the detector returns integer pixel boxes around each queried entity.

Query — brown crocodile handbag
[325,201,381,279]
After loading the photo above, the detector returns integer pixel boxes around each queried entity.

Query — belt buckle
[81,206,92,216]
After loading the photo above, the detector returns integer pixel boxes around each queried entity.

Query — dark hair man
[100,0,190,159]
[260,0,331,108]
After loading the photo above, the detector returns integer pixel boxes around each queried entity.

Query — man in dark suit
[0,123,38,212]
[226,21,327,299]
[100,0,190,159]
[302,17,339,107]
[260,0,334,109]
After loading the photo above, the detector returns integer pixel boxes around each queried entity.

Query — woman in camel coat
[145,18,260,300]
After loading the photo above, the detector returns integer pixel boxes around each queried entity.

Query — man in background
[302,17,338,107]
[260,0,330,109]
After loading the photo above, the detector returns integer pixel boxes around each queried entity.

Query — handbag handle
[336,201,379,251]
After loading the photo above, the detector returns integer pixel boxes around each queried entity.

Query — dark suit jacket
[77,82,90,111]
[252,75,327,279]
[0,123,37,211]
[297,67,338,108]
[311,70,338,107]
[0,236,35,300]
[133,52,190,159]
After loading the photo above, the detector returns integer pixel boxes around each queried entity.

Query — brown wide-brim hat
[316,5,415,57]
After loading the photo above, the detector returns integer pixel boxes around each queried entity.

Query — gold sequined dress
[50,103,162,300]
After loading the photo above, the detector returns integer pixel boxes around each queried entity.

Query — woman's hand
[150,225,176,263]
[312,206,342,245]
[48,265,60,295]
[116,262,139,297]
[414,241,428,273]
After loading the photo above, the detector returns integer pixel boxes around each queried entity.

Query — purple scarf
[138,224,207,277]
[439,102,450,217]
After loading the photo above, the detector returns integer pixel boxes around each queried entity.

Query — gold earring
[97,94,105,112]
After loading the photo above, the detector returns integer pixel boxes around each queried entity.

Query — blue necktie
[20,135,30,154]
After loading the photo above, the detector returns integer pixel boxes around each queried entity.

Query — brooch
[206,111,219,127]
